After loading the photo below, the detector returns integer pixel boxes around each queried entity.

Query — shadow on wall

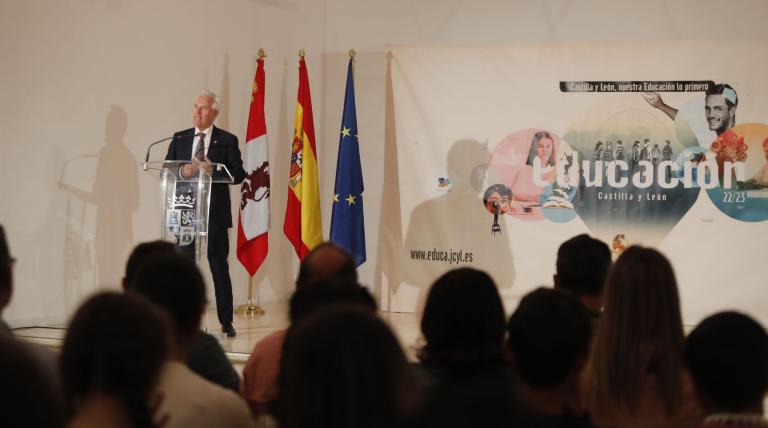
[56,105,138,314]
[57,151,97,319]
[374,53,515,313]
[92,105,138,289]
[59,105,139,292]
[27,146,71,325]
[402,139,515,313]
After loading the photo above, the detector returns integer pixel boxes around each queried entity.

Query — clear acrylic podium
[142,160,234,263]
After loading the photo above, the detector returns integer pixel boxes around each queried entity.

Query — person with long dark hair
[418,267,513,393]
[415,267,517,427]
[508,288,594,427]
[129,252,254,428]
[585,246,700,428]
[61,292,171,428]
[277,304,417,428]
[0,333,66,428]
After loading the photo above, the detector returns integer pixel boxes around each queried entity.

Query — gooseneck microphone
[491,201,501,236]
[144,134,197,164]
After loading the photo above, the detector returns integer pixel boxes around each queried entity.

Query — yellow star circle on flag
[341,127,351,138]
[333,194,340,202]
[345,194,356,205]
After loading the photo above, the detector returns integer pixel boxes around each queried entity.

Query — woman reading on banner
[492,129,563,218]
[526,131,577,209]
[526,131,558,183]
[515,131,558,210]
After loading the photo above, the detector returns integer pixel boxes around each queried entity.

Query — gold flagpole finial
[298,49,305,59]
[258,48,266,58]
[349,49,356,60]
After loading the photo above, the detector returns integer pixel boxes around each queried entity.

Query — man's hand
[181,162,200,178]
[200,157,213,175]
[641,92,678,121]
[641,92,664,108]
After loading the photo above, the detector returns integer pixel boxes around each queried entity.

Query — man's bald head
[296,242,357,290]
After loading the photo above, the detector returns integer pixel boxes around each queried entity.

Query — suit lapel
[208,126,222,162]
[180,128,195,160]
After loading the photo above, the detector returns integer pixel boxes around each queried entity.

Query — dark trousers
[179,227,233,325]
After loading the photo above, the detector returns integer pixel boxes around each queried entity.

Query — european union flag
[330,57,366,266]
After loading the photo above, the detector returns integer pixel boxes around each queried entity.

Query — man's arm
[641,92,678,121]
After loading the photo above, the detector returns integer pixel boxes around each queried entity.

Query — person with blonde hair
[585,246,700,428]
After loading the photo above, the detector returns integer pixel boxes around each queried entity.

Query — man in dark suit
[165,91,245,337]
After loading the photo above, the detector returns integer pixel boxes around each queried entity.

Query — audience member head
[507,288,591,392]
[123,240,177,289]
[60,292,170,428]
[590,246,684,416]
[289,274,376,324]
[0,334,66,428]
[554,234,611,314]
[685,311,768,414]
[128,251,206,351]
[419,267,506,370]
[278,304,416,428]
[0,225,13,313]
[296,242,357,290]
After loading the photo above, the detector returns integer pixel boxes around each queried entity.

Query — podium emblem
[166,191,198,246]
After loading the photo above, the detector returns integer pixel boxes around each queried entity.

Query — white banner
[381,44,768,324]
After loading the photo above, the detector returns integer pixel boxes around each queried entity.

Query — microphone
[143,134,197,166]
[490,201,501,236]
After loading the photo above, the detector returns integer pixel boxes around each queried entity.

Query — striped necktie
[194,132,206,161]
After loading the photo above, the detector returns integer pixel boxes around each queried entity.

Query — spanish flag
[284,55,322,260]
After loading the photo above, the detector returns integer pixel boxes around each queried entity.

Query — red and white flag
[237,57,270,276]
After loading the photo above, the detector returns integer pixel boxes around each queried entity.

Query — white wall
[2,0,768,326]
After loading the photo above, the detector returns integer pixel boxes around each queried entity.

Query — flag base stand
[235,301,265,318]
[235,276,265,319]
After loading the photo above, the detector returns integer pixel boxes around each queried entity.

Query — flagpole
[235,48,268,319]
[235,275,265,318]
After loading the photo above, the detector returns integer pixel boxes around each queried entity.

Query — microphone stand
[491,202,501,235]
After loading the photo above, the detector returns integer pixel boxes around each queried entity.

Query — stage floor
[12,302,425,370]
